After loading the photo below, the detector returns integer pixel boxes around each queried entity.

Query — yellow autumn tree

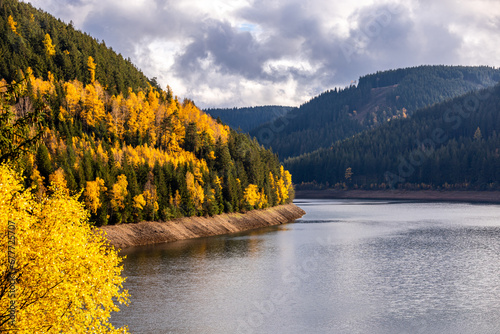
[281,165,293,203]
[186,171,205,212]
[244,184,268,209]
[269,171,279,204]
[111,174,128,212]
[274,166,292,204]
[30,165,46,200]
[43,34,56,57]
[0,164,129,333]
[87,56,96,83]
[63,80,84,118]
[108,94,126,139]
[83,82,105,127]
[125,89,140,136]
[170,190,182,210]
[132,194,145,210]
[84,177,107,214]
[143,173,159,220]
[7,15,18,35]
[258,189,268,209]
[48,168,69,195]
[136,91,155,140]
[27,69,56,100]
[244,184,260,208]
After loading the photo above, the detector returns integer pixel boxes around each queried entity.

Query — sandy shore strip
[100,204,305,249]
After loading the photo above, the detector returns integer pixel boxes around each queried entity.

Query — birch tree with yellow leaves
[0,164,129,333]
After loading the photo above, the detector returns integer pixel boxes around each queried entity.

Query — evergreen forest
[251,65,500,159]
[205,106,295,133]
[285,83,500,190]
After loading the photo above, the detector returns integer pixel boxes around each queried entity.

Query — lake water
[111,199,500,334]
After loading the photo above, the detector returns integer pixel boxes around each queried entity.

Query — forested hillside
[0,0,294,226]
[0,0,155,95]
[251,65,500,159]
[204,106,294,132]
[285,83,500,190]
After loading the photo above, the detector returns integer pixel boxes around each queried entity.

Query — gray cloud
[23,0,500,108]
[82,1,189,56]
[175,20,266,80]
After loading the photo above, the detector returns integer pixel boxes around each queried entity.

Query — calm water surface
[111,200,500,333]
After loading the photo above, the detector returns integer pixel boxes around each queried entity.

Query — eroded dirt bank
[100,204,305,249]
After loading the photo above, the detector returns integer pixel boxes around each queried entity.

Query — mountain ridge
[250,65,500,159]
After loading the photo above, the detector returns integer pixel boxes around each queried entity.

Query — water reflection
[112,200,500,334]
[120,225,291,261]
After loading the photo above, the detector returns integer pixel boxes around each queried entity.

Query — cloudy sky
[25,0,500,108]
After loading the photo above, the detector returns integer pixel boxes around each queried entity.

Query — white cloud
[24,0,500,108]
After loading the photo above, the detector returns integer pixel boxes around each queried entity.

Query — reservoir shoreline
[100,203,305,249]
[295,189,500,204]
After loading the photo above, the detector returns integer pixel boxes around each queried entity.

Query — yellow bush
[0,164,129,333]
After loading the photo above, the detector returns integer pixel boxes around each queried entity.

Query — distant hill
[204,106,295,132]
[0,0,294,226]
[250,65,500,159]
[285,83,500,190]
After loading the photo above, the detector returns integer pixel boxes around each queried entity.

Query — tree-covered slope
[251,65,500,159]
[204,105,295,132]
[0,0,156,94]
[285,83,500,190]
[0,0,294,226]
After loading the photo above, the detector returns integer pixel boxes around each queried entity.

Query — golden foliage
[43,34,56,56]
[85,177,107,214]
[0,164,129,333]
[63,80,84,118]
[48,168,69,195]
[87,56,96,83]
[269,167,292,205]
[28,72,230,149]
[7,15,18,35]
[186,171,204,211]
[133,194,146,210]
[111,174,128,211]
[244,184,259,207]
[276,165,292,204]
[83,82,106,127]
[244,184,268,209]
[27,68,56,100]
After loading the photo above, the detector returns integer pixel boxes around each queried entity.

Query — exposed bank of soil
[100,204,305,249]
[295,189,500,204]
